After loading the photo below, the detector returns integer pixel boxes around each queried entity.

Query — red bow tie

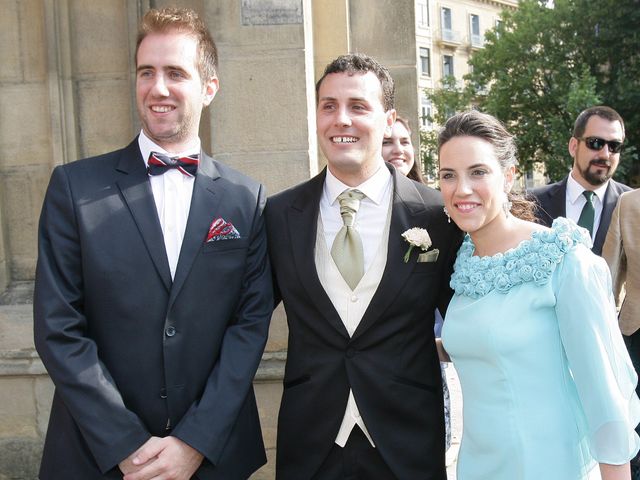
[147,152,199,177]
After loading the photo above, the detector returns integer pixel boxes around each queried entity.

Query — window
[495,18,503,38]
[417,0,430,27]
[525,170,535,189]
[421,98,433,128]
[441,7,453,41]
[420,48,431,76]
[443,55,454,78]
[470,14,481,47]
[441,7,452,30]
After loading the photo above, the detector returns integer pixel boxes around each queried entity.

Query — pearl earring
[443,206,451,223]
[503,199,513,217]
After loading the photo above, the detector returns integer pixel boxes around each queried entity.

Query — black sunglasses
[576,136,624,154]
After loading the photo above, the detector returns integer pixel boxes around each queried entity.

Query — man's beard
[580,158,613,186]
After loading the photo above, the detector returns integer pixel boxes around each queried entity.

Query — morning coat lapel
[352,168,426,341]
[116,139,172,292]
[288,169,350,338]
[169,153,222,305]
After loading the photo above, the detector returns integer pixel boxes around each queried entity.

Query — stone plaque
[241,0,303,25]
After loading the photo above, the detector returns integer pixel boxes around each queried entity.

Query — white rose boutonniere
[402,228,436,263]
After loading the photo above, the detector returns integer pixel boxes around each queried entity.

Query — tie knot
[337,189,365,227]
[147,152,199,177]
[582,190,595,202]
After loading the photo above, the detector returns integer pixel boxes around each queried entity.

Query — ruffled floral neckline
[450,218,591,298]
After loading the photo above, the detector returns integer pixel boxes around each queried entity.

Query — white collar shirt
[566,172,608,240]
[320,164,392,272]
[316,162,393,449]
[138,130,200,279]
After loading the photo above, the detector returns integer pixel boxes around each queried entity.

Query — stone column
[204,2,317,477]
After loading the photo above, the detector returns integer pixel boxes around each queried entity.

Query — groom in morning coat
[33,8,272,480]
[266,54,462,479]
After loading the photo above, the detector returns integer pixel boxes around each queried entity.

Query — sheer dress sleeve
[555,244,640,464]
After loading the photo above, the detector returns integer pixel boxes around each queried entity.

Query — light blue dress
[441,218,640,480]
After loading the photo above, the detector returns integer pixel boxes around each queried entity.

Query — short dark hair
[573,106,625,139]
[136,7,218,82]
[438,110,536,222]
[315,53,395,111]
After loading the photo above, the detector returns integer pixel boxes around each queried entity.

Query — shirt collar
[567,171,609,205]
[138,130,201,167]
[325,164,392,206]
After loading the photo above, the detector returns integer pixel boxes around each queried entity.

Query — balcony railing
[440,28,461,44]
[470,33,483,48]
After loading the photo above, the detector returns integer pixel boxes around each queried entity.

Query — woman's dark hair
[438,110,536,222]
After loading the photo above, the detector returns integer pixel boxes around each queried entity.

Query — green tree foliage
[420,76,472,180]
[423,0,640,185]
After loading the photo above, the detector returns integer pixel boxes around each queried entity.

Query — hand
[122,436,204,480]
[119,453,154,475]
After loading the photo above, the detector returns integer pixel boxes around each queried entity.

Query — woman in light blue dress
[436,110,640,480]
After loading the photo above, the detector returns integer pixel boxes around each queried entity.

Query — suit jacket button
[160,388,167,399]
[165,326,176,337]
[346,348,357,358]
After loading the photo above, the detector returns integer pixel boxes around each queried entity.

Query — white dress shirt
[317,164,393,448]
[138,131,200,279]
[320,165,392,271]
[566,172,608,240]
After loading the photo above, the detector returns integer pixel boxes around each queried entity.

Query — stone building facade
[0,0,421,478]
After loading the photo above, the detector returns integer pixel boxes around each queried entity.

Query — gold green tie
[331,189,366,290]
[577,190,595,236]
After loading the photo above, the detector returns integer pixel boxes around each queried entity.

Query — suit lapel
[543,178,568,221]
[116,140,172,292]
[353,169,426,340]
[289,170,350,338]
[169,153,222,305]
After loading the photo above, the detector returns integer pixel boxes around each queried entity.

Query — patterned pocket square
[417,249,439,263]
[206,217,240,242]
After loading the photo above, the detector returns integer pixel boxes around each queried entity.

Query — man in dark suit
[33,8,272,480]
[531,106,631,255]
[266,54,462,479]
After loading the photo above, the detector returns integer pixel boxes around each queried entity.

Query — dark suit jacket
[265,166,462,480]
[34,139,273,479]
[530,176,631,255]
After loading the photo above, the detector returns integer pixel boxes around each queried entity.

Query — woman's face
[438,135,513,235]
[382,121,415,177]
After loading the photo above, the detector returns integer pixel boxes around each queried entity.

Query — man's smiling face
[316,71,395,186]
[136,31,217,152]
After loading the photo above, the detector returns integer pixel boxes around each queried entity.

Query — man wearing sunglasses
[531,105,631,255]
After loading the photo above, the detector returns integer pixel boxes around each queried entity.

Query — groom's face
[316,71,395,185]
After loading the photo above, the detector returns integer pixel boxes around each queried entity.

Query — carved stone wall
[0,1,416,478]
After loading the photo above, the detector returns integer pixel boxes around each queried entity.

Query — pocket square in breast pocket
[417,249,439,263]
[206,217,240,242]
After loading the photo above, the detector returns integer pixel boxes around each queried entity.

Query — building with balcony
[411,0,550,189]
[414,0,518,131]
